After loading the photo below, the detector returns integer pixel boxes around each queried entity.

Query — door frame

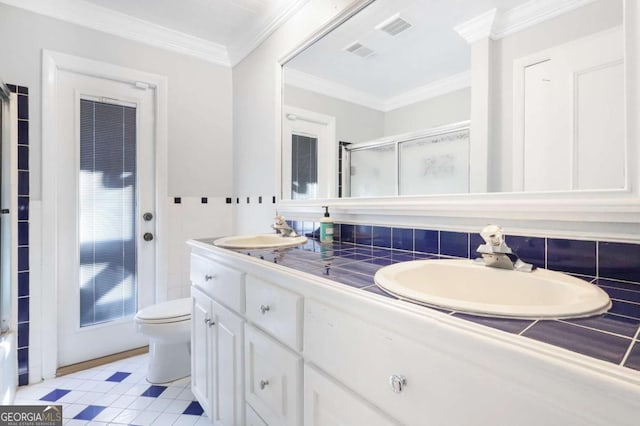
[41,50,168,379]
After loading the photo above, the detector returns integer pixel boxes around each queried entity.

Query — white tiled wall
[166,197,233,301]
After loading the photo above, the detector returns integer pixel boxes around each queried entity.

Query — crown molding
[455,0,598,44]
[454,8,497,44]
[284,68,471,112]
[493,0,598,39]
[0,0,230,66]
[385,71,471,111]
[228,0,312,66]
[284,68,387,111]
[0,0,313,67]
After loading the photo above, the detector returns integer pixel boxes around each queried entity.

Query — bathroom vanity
[188,238,640,425]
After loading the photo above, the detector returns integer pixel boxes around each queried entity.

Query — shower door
[56,70,156,367]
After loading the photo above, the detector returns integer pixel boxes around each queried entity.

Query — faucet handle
[480,225,505,247]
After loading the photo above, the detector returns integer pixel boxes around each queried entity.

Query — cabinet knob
[389,374,407,393]
[204,274,216,281]
[259,379,269,390]
[204,317,215,327]
[260,304,271,314]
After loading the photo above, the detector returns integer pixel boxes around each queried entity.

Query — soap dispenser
[319,206,334,243]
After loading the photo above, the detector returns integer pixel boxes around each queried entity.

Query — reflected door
[56,70,155,367]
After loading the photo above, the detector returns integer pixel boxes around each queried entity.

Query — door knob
[389,374,407,393]
[143,232,154,241]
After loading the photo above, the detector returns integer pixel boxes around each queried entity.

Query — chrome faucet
[476,225,534,272]
[271,214,298,237]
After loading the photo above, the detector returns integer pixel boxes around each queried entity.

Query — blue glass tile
[18,145,29,170]
[624,342,640,371]
[392,228,413,251]
[341,224,355,243]
[355,225,372,245]
[18,171,29,196]
[17,348,28,372]
[453,313,533,334]
[17,86,28,95]
[18,297,29,322]
[18,121,29,146]
[40,389,71,402]
[141,385,167,397]
[599,242,640,283]
[414,229,438,254]
[365,257,394,266]
[335,262,381,276]
[183,401,204,416]
[597,283,640,304]
[18,196,29,220]
[608,300,640,320]
[17,322,29,348]
[505,235,545,268]
[363,285,397,299]
[17,94,28,120]
[18,272,29,297]
[562,314,640,338]
[18,373,28,386]
[18,246,29,272]
[372,226,391,248]
[310,266,374,288]
[18,221,28,246]
[332,223,342,241]
[469,233,484,259]
[440,231,469,258]
[74,405,106,420]
[522,320,631,364]
[547,238,596,276]
[388,252,416,263]
[106,371,131,382]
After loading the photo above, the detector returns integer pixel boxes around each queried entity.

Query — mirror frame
[275,0,640,242]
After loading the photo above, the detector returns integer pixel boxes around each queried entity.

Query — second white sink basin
[213,234,307,249]
[374,259,611,319]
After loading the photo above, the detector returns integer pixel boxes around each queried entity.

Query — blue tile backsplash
[12,84,30,386]
[274,220,640,372]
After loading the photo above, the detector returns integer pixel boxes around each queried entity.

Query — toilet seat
[135,298,191,324]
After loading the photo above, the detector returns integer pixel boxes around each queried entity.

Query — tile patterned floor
[13,354,209,425]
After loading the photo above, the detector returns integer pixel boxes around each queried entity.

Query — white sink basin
[213,234,307,249]
[374,259,611,319]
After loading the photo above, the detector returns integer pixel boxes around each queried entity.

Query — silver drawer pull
[204,274,216,281]
[389,374,407,393]
[259,379,269,390]
[260,304,271,314]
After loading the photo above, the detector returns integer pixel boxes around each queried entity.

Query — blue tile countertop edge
[226,237,640,374]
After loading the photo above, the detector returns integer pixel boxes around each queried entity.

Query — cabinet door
[304,363,400,426]
[191,287,214,418]
[245,324,302,426]
[211,299,245,426]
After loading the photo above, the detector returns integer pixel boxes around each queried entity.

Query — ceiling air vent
[344,41,375,58]
[376,14,412,36]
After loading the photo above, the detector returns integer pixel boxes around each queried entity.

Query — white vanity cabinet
[189,242,640,426]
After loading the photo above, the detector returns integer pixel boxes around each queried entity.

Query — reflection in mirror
[281,0,624,200]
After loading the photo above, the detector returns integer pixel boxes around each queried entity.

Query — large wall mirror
[280,0,625,201]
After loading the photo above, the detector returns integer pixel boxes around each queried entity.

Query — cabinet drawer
[246,403,267,426]
[245,275,303,350]
[190,254,245,313]
[245,324,302,426]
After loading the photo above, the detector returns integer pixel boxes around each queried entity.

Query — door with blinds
[56,70,155,367]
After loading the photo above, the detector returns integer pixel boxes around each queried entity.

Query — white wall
[284,85,385,144]
[384,88,470,136]
[0,2,233,199]
[490,0,622,192]
[232,0,360,234]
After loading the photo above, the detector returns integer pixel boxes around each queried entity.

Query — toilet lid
[136,298,191,323]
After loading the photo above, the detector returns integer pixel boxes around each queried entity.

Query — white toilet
[135,298,192,384]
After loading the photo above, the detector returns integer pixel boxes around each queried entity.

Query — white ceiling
[285,0,533,100]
